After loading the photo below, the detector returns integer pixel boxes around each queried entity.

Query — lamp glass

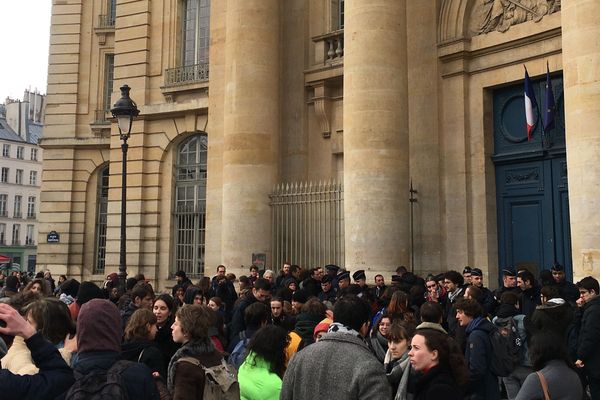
[117,114,132,135]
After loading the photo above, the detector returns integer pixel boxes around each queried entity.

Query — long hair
[245,325,289,378]
[416,328,468,387]
[124,308,157,341]
[387,291,415,325]
[529,332,574,371]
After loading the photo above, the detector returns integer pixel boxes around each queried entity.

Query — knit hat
[314,318,333,337]
[76,281,104,305]
[77,299,122,353]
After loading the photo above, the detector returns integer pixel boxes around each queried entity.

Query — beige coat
[1,336,72,374]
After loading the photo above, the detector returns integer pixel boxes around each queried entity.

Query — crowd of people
[0,262,596,400]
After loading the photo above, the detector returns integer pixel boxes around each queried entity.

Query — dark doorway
[493,73,571,280]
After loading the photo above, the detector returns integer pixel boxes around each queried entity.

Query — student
[122,308,166,377]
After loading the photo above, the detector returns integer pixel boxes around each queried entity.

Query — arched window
[94,166,109,274]
[172,134,207,277]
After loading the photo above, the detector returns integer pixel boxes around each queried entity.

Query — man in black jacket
[576,276,600,399]
[228,278,271,343]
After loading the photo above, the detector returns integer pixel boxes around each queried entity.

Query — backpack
[65,360,132,400]
[178,357,240,400]
[489,316,522,377]
[227,331,250,369]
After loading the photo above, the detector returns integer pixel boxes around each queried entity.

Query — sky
[0,1,52,102]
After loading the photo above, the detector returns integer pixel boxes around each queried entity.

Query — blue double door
[493,73,572,278]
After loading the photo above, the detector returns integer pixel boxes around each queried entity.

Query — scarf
[447,286,464,303]
[167,339,216,392]
[327,322,361,337]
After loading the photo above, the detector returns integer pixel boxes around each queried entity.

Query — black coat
[121,339,166,377]
[0,332,74,400]
[577,295,600,379]
[413,365,463,400]
[154,318,181,372]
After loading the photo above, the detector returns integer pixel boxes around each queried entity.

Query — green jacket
[238,352,282,400]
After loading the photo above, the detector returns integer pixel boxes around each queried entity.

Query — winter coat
[121,339,166,377]
[515,359,582,400]
[284,312,321,362]
[281,331,391,400]
[228,293,258,343]
[493,304,531,367]
[167,339,224,400]
[519,286,541,318]
[0,332,74,400]
[464,317,501,400]
[577,295,600,379]
[238,352,282,400]
[369,331,388,363]
[71,350,159,400]
[1,335,72,375]
[154,318,181,372]
[413,365,463,400]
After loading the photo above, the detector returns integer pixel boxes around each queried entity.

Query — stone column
[562,0,600,281]
[343,0,409,272]
[221,0,279,271]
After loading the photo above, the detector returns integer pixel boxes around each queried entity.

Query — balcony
[13,212,22,219]
[12,239,20,246]
[305,29,344,88]
[27,213,36,220]
[98,14,115,29]
[25,237,35,246]
[0,210,6,217]
[90,109,111,136]
[164,63,209,87]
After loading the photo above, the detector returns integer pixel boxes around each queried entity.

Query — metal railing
[98,14,115,29]
[164,63,209,87]
[26,237,35,245]
[270,180,344,270]
[13,212,22,219]
[27,213,36,219]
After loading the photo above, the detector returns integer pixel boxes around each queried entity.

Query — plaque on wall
[47,231,60,243]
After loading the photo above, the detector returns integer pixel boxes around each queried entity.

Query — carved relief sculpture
[473,0,560,35]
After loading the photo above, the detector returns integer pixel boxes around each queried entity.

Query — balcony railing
[164,63,209,87]
[0,210,6,217]
[94,109,110,124]
[313,30,344,65]
[27,213,36,219]
[13,212,22,218]
[26,237,35,245]
[12,239,20,246]
[98,14,115,29]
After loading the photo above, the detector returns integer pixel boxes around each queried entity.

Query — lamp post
[111,84,139,290]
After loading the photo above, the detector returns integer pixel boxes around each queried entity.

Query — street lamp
[111,84,139,289]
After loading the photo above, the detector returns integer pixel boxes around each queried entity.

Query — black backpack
[489,317,522,377]
[65,360,132,400]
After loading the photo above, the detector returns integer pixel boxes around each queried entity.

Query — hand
[64,333,78,353]
[575,359,584,368]
[0,303,36,339]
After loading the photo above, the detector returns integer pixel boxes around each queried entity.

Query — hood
[466,317,495,335]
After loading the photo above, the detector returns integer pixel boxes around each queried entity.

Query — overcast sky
[0,1,52,102]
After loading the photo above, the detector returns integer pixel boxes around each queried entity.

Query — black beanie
[76,281,104,305]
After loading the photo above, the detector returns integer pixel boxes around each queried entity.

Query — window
[2,144,10,157]
[103,54,115,113]
[16,146,24,160]
[30,148,38,161]
[15,169,23,185]
[12,224,20,245]
[0,194,6,217]
[94,166,109,274]
[182,0,210,66]
[27,196,35,219]
[339,0,344,29]
[13,195,22,218]
[1,167,8,183]
[29,171,37,186]
[26,224,34,245]
[172,134,207,277]
[0,223,5,244]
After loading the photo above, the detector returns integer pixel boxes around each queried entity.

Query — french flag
[524,67,537,141]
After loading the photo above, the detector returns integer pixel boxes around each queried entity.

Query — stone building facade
[38,0,599,289]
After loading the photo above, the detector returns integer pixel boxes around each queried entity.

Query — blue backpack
[228,332,249,369]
